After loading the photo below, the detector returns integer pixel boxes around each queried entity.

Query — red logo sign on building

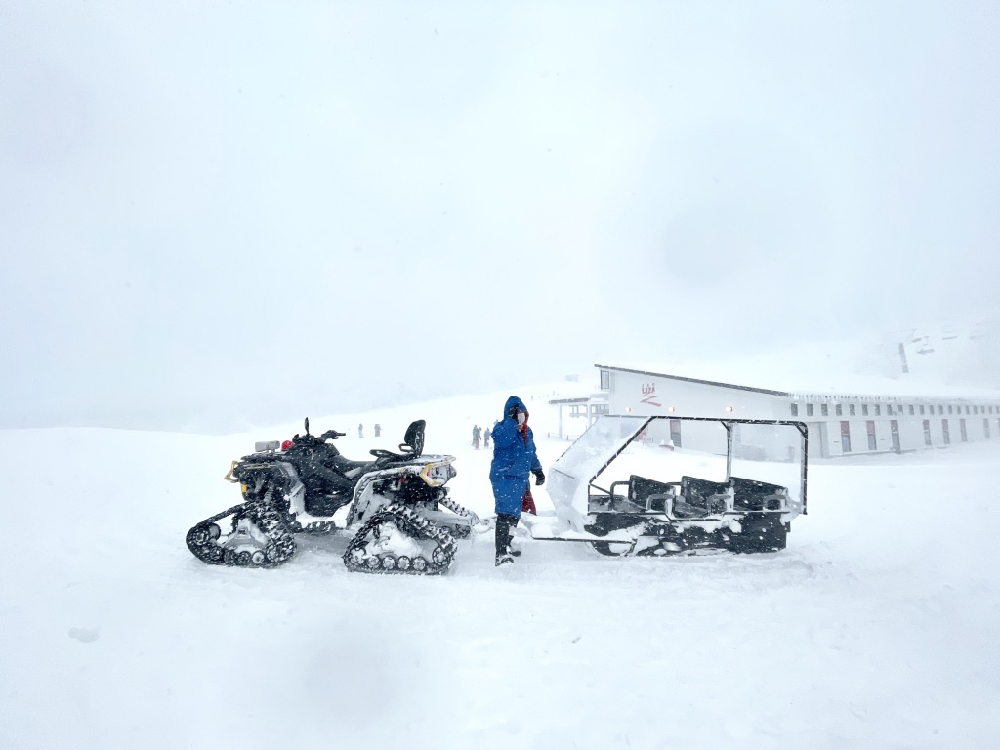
[640,383,661,407]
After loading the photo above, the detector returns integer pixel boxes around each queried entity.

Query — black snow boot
[495,513,519,563]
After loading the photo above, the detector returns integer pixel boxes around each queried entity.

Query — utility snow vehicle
[533,415,808,557]
[186,419,479,574]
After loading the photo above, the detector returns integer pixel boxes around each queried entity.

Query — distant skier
[483,426,491,449]
[489,396,544,565]
[472,424,481,450]
[374,423,381,438]
[358,423,363,438]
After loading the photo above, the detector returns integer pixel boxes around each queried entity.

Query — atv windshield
[548,415,807,529]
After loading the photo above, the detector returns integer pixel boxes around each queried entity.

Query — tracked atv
[186,418,479,575]
[532,415,808,557]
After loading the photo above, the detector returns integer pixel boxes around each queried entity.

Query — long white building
[594,361,1000,459]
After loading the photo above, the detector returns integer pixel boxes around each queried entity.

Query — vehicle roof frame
[585,415,809,515]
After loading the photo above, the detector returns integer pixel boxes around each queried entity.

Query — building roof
[597,357,1000,402]
[596,365,790,397]
[548,396,607,405]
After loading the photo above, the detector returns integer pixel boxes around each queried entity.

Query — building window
[965,405,971,415]
[806,403,814,417]
[960,419,968,442]
[849,404,856,416]
[820,404,829,417]
[923,420,932,446]
[948,405,953,414]
[938,405,944,415]
[984,418,991,439]
[835,404,843,416]
[862,404,869,416]
[908,405,915,415]
[600,370,610,390]
[874,404,881,416]
[841,421,852,453]
[887,404,894,416]
[866,421,877,450]
[790,403,799,417]
[920,405,926,415]
[942,419,950,444]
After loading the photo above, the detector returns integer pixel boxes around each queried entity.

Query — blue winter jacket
[489,396,543,518]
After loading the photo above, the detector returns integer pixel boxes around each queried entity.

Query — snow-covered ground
[2,387,999,749]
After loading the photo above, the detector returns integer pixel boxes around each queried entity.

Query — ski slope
[2,386,999,749]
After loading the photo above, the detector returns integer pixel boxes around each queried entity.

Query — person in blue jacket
[489,396,545,565]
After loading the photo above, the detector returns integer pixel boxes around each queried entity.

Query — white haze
[2,1,999,432]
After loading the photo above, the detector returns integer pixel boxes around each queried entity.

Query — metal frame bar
[586,416,809,515]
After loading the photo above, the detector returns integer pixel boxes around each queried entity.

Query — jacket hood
[504,395,527,420]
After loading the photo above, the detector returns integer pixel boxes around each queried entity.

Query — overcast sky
[2,1,999,431]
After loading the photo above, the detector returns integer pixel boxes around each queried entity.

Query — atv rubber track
[186,501,296,568]
[343,503,457,575]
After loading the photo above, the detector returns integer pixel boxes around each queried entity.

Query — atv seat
[370,419,426,461]
[628,475,677,513]
[328,455,373,477]
[675,476,732,518]
[730,477,787,512]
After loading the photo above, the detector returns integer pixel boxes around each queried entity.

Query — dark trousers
[495,513,519,557]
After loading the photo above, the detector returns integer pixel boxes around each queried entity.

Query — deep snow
[2,387,999,749]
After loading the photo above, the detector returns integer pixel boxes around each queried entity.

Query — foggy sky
[2,1,999,432]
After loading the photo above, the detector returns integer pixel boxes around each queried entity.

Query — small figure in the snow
[489,396,545,565]
[483,426,491,449]
[374,423,381,438]
[358,423,363,438]
[472,424,481,450]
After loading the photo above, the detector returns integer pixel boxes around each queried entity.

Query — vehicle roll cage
[585,415,809,515]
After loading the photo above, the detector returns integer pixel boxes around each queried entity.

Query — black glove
[532,468,545,486]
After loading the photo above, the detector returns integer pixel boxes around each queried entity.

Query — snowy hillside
[2,386,999,749]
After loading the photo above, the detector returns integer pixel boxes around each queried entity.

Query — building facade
[598,364,1000,459]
